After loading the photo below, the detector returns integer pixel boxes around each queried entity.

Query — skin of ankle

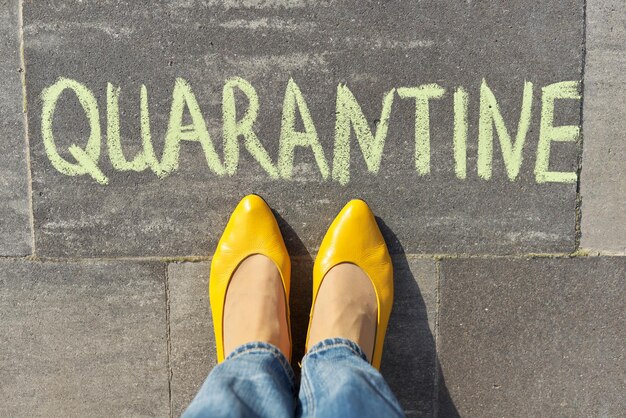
[308,263,378,361]
[223,254,290,358]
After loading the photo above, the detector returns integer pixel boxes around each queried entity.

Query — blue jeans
[183,338,405,418]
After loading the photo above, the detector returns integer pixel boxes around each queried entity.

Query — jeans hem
[226,341,296,386]
[304,337,368,362]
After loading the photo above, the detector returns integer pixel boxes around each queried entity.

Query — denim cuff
[226,341,296,385]
[304,337,368,362]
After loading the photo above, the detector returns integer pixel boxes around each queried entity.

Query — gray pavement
[581,0,626,254]
[0,0,30,255]
[0,260,169,416]
[1,0,624,417]
[438,257,626,417]
[23,0,582,256]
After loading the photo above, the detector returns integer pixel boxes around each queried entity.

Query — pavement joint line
[5,250,626,264]
[574,0,588,251]
[164,263,173,418]
[432,258,442,418]
[17,0,36,257]
[581,250,626,257]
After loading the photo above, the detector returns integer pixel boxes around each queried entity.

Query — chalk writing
[280,78,329,180]
[397,84,445,176]
[535,81,581,183]
[478,79,533,181]
[333,85,395,185]
[40,77,581,185]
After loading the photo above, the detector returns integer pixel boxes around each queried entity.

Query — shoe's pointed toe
[209,194,291,363]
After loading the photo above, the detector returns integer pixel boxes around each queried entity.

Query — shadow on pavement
[274,210,459,416]
[272,210,314,375]
[377,217,459,417]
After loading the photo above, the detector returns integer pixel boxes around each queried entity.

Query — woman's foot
[307,263,378,361]
[223,254,291,359]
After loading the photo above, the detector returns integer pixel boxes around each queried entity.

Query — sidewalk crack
[164,264,173,418]
[18,0,36,256]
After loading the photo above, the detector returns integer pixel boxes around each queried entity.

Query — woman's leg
[183,341,296,418]
[184,242,293,417]
[302,242,404,418]
[298,338,404,418]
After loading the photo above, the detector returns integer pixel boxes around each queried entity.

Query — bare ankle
[307,263,377,361]
[223,255,290,358]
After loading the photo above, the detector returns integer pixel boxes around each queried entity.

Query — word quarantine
[40,77,580,185]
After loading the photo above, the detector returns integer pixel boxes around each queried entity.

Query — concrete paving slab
[438,257,626,417]
[581,0,626,254]
[0,259,169,417]
[0,0,31,255]
[167,261,214,417]
[23,0,583,257]
[167,255,438,416]
[381,255,438,416]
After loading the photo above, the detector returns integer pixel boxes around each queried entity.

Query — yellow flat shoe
[209,194,292,363]
[306,199,393,370]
